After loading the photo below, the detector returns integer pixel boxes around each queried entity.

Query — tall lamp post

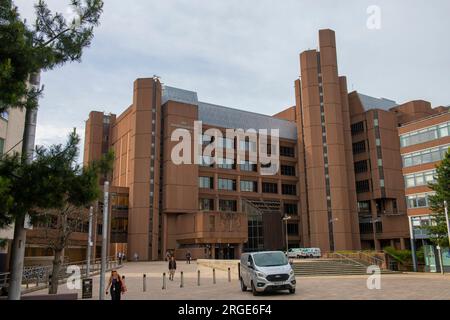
[99,182,109,300]
[283,215,292,255]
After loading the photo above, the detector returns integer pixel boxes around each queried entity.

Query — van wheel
[240,278,247,292]
[251,281,259,296]
[289,288,296,294]
[309,254,313,258]
[297,255,301,259]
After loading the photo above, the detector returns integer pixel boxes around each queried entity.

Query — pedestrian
[118,252,123,265]
[134,252,139,261]
[106,270,124,301]
[166,250,171,261]
[168,256,177,281]
[186,251,191,264]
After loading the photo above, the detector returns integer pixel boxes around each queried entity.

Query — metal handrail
[330,252,366,267]
[0,256,120,294]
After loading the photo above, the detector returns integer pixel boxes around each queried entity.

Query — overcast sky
[14,0,450,158]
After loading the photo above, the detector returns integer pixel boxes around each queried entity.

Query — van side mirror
[247,262,253,269]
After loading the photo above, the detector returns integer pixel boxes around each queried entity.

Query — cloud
[12,0,450,157]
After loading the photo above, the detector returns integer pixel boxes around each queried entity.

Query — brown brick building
[79,29,449,262]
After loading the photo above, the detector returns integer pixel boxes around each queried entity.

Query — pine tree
[425,150,450,247]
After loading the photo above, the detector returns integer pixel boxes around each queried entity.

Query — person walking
[168,256,177,281]
[134,252,139,261]
[186,251,191,264]
[106,270,124,301]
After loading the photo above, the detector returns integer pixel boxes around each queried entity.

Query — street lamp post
[283,215,292,255]
[99,182,109,300]
[86,206,94,277]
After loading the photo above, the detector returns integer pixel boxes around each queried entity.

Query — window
[402,145,450,168]
[400,122,450,147]
[280,146,295,157]
[287,223,299,235]
[351,121,364,135]
[407,193,435,209]
[284,203,298,215]
[217,158,235,170]
[239,140,257,152]
[199,199,214,211]
[352,141,366,154]
[356,180,370,193]
[0,138,4,156]
[281,165,296,176]
[357,201,371,212]
[218,178,236,191]
[404,170,436,188]
[282,184,297,196]
[200,155,214,167]
[199,177,214,189]
[219,199,237,212]
[218,137,234,149]
[240,160,257,172]
[354,160,368,174]
[262,182,278,194]
[240,180,257,192]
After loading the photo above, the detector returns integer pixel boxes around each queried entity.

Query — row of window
[400,122,450,147]
[354,160,369,174]
[200,134,295,157]
[356,180,371,193]
[402,145,450,168]
[404,170,436,188]
[200,156,294,175]
[406,192,435,209]
[200,177,297,195]
[351,121,365,136]
[352,140,366,155]
[199,198,298,215]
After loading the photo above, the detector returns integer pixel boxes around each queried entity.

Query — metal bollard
[36,276,39,288]
[180,271,184,288]
[197,270,201,286]
[228,268,231,282]
[143,274,147,292]
[238,262,241,279]
[26,278,29,289]
[213,268,216,284]
[162,273,166,290]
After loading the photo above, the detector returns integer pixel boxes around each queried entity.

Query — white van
[300,248,322,258]
[287,248,303,259]
[240,251,296,296]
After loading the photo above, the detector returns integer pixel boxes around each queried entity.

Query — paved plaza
[24,261,450,300]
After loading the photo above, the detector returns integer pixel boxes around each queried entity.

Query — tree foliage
[0,0,104,112]
[424,150,450,247]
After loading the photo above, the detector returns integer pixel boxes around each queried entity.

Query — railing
[0,256,121,295]
[329,251,386,269]
[328,252,366,267]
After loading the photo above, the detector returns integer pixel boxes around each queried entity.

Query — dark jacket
[169,260,177,270]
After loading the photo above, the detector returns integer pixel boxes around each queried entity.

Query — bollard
[143,274,147,292]
[213,268,216,284]
[180,271,184,288]
[238,263,241,280]
[228,268,231,282]
[26,278,29,289]
[197,270,201,286]
[162,273,166,290]
[36,276,39,288]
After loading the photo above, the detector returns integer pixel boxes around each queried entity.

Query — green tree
[424,150,450,247]
[0,0,104,300]
[0,132,113,294]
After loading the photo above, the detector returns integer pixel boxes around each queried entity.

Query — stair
[292,259,399,277]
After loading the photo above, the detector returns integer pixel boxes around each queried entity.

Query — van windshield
[253,252,288,267]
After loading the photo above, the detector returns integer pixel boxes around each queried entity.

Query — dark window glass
[284,203,298,215]
[199,198,215,211]
[356,180,371,193]
[351,122,365,136]
[262,182,278,194]
[280,146,295,157]
[281,165,296,176]
[282,184,297,195]
[287,223,299,235]
[354,160,369,174]
[219,200,237,212]
[352,141,366,154]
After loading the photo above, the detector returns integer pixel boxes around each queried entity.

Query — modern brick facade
[79,29,449,262]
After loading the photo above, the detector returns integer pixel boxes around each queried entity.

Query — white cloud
[12,0,450,155]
